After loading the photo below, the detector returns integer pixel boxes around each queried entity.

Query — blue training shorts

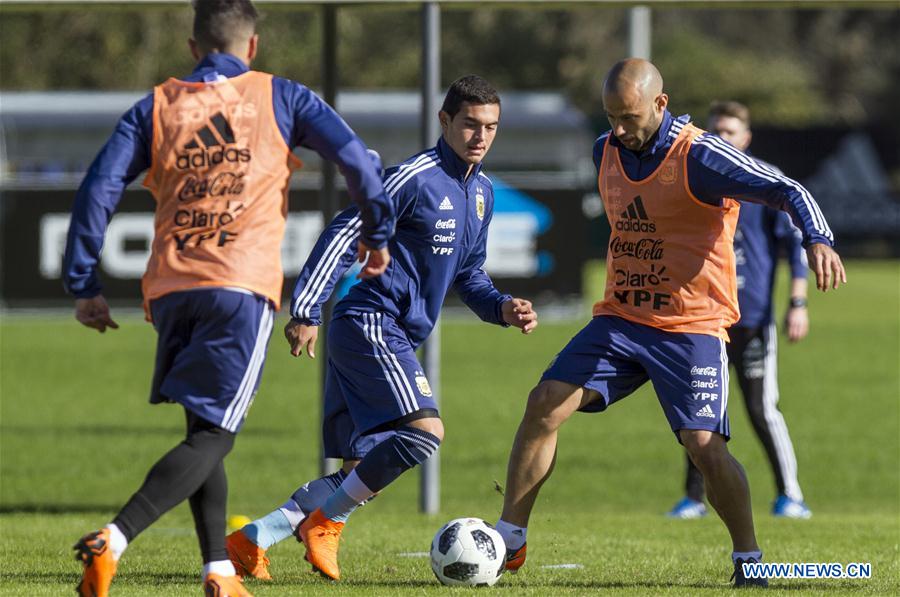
[149,288,275,433]
[541,315,730,442]
[322,312,438,460]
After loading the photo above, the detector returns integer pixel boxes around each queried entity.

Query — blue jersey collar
[609,109,677,158]
[190,53,249,81]
[436,136,483,185]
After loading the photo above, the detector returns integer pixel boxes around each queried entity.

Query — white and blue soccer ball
[430,517,506,586]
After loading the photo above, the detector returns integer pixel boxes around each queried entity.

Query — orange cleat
[73,528,118,597]
[505,543,527,574]
[226,529,272,581]
[297,508,344,581]
[203,573,254,597]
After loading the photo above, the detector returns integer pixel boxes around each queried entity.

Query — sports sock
[278,499,306,530]
[321,470,373,523]
[105,523,128,561]
[495,519,527,551]
[290,469,347,519]
[242,468,349,547]
[320,426,441,523]
[241,509,294,550]
[732,550,763,563]
[203,560,236,577]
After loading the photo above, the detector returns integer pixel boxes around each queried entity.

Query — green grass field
[1,261,898,595]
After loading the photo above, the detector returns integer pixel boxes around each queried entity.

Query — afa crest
[659,161,677,184]
[415,373,433,397]
[475,190,485,220]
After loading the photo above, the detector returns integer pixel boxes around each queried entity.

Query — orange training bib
[593,123,740,340]
[142,71,302,316]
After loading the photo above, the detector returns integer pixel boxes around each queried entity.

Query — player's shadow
[0,423,181,437]
[335,579,440,588]
[2,423,299,438]
[0,503,119,515]
[0,571,196,584]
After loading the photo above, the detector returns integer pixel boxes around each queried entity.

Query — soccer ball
[430,517,506,586]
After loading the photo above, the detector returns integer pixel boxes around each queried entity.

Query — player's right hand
[806,243,846,292]
[357,242,391,279]
[75,295,119,333]
[284,319,318,359]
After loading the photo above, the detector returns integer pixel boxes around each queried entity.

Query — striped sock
[322,427,441,522]
[321,470,373,523]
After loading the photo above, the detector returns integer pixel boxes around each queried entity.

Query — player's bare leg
[680,430,759,552]
[498,381,600,570]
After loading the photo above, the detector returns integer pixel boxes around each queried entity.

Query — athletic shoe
[731,557,769,588]
[73,528,117,597]
[505,543,527,574]
[203,573,254,596]
[297,508,343,581]
[666,497,708,519]
[772,495,812,519]
[226,529,272,580]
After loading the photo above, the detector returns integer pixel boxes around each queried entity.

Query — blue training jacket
[290,138,512,349]
[62,53,393,299]
[733,156,807,328]
[592,111,834,249]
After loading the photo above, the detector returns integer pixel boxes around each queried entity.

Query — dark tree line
[1,4,898,134]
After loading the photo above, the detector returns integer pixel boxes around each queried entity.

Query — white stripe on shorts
[719,338,729,423]
[362,313,416,415]
[375,313,419,413]
[222,304,274,432]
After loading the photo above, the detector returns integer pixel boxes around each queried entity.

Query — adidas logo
[615,195,656,233]
[176,111,250,170]
[439,196,454,210]
[696,404,716,418]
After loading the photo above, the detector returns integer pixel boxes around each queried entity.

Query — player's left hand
[357,242,391,279]
[284,319,318,359]
[806,243,846,292]
[784,306,809,343]
[502,298,538,334]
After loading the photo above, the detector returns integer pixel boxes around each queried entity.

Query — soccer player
[493,59,845,588]
[63,1,392,596]
[225,75,538,582]
[668,101,813,521]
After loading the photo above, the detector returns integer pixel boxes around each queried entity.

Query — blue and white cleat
[666,497,708,519]
[772,495,812,519]
[732,557,769,588]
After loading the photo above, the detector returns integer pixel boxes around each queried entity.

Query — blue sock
[241,509,294,550]
[321,485,363,523]
[321,426,441,522]
[291,470,346,515]
[242,470,348,549]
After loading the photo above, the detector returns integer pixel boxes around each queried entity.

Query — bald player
[493,59,844,588]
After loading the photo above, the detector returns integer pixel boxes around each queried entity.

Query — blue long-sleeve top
[734,194,807,328]
[289,138,512,349]
[62,52,393,299]
[592,110,834,248]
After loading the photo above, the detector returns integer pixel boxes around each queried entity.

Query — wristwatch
[789,297,808,309]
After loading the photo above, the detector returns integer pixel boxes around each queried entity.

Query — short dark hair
[192,0,258,51]
[709,100,751,128]
[440,75,501,118]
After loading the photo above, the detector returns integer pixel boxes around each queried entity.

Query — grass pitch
[1,261,898,595]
